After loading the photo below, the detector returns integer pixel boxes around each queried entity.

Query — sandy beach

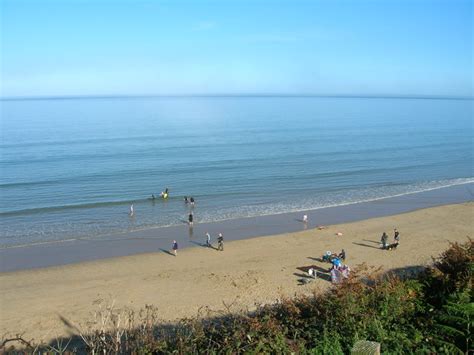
[0,202,472,344]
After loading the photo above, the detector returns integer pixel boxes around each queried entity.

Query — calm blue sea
[0,96,472,247]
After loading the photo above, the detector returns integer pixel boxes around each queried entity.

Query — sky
[1,0,472,97]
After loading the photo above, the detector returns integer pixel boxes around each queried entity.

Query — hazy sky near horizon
[1,0,472,97]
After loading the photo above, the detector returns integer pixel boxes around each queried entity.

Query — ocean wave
[1,177,472,249]
[0,196,175,217]
[2,177,473,219]
[193,177,474,223]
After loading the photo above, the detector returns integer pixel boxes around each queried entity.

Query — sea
[1,96,473,248]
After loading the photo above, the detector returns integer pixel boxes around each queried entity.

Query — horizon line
[1,93,473,101]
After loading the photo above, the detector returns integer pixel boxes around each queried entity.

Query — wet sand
[0,202,472,344]
[1,182,473,272]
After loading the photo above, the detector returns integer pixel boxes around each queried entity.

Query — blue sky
[1,0,472,97]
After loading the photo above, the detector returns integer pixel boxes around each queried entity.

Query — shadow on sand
[159,248,175,256]
[297,265,330,275]
[295,264,332,284]
[293,272,312,279]
[352,242,380,250]
[362,239,380,244]
[189,241,218,250]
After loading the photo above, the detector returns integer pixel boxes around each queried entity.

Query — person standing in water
[160,188,169,199]
[172,240,178,256]
[129,204,134,216]
[188,212,194,227]
[190,197,195,206]
[184,196,188,204]
[303,214,308,223]
[205,232,211,247]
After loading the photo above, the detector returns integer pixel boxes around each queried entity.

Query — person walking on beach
[129,204,134,216]
[205,232,211,247]
[217,233,224,251]
[172,240,178,256]
[188,212,194,227]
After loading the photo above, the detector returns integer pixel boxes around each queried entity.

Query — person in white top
[129,204,134,216]
[303,214,308,223]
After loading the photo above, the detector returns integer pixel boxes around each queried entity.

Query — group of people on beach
[380,229,400,250]
[132,192,402,288]
[127,188,224,256]
[330,263,351,283]
[171,232,224,256]
[322,249,346,263]
[180,193,225,255]
[206,232,224,251]
[314,249,350,283]
[307,226,401,284]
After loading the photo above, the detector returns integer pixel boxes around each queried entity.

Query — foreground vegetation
[2,240,472,354]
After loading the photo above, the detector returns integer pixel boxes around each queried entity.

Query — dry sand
[0,202,472,344]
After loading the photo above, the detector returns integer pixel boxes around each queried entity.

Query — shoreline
[0,202,472,344]
[1,182,473,272]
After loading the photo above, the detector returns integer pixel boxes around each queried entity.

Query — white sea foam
[194,177,474,224]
